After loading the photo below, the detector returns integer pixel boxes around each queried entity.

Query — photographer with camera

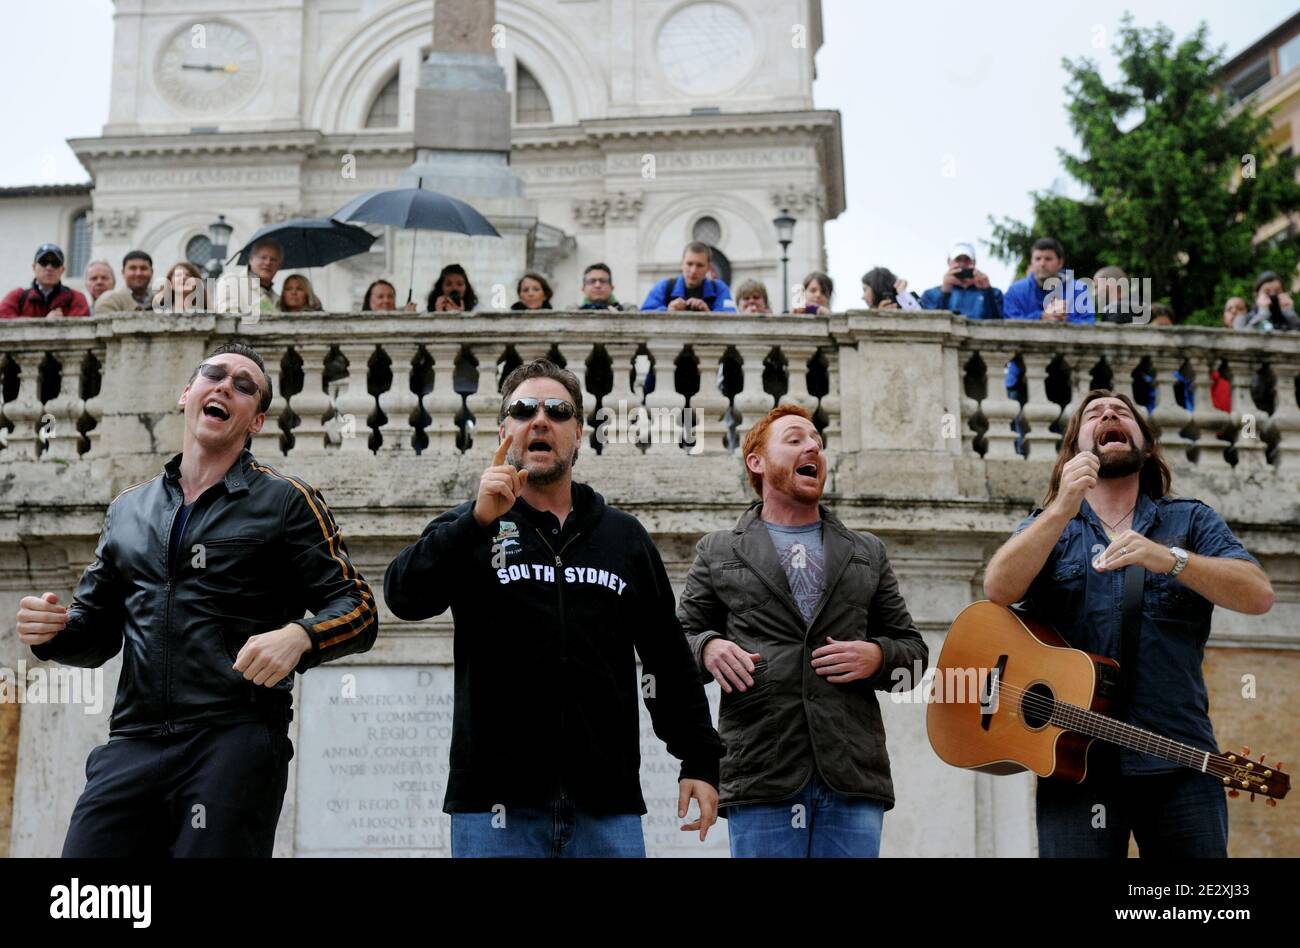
[426,263,479,313]
[919,241,1003,319]
[1233,271,1299,331]
[860,267,920,311]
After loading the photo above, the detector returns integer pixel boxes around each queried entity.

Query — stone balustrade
[2,310,1296,857]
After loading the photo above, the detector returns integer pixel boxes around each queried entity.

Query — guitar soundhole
[1021,683,1055,730]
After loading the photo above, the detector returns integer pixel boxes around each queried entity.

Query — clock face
[656,2,756,95]
[156,21,263,113]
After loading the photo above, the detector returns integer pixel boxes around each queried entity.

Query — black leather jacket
[32,450,378,736]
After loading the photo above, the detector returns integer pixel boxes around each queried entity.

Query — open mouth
[527,439,553,455]
[202,401,230,422]
[796,463,819,478]
[1098,427,1128,446]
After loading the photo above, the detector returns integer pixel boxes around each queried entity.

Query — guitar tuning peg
[1259,753,1267,763]
[1250,792,1256,802]
[1276,761,1284,772]
[1228,789,1240,798]
[1267,799,1278,808]
[1242,745,1251,757]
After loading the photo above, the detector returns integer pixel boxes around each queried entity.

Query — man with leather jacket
[15,342,378,857]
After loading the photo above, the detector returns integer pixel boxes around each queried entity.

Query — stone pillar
[398,0,537,301]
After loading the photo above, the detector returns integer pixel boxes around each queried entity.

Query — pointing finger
[493,432,513,467]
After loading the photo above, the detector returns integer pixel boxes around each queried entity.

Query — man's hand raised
[16,592,68,647]
[1046,451,1098,521]
[474,432,528,528]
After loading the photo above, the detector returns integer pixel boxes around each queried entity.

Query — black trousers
[62,720,293,858]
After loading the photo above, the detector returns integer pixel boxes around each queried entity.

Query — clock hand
[180,63,239,73]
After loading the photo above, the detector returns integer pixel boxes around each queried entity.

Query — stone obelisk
[396,0,536,307]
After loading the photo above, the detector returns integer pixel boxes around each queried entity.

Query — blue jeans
[1036,769,1228,858]
[726,773,885,858]
[450,797,645,858]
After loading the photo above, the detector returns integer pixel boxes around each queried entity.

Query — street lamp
[773,208,795,313]
[206,214,234,279]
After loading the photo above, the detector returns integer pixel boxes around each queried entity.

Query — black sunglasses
[198,362,262,399]
[506,397,576,423]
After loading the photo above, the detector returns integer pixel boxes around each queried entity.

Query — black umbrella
[330,178,501,305]
[229,218,378,269]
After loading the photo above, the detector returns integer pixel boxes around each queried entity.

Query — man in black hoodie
[384,359,722,857]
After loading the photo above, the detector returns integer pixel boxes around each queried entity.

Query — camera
[955,267,975,280]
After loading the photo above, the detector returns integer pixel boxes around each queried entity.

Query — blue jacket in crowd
[1003,271,1095,323]
[641,276,736,313]
[919,285,1005,319]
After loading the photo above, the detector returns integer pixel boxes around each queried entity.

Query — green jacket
[678,503,927,810]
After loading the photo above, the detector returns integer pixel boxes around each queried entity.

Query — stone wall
[2,311,1296,856]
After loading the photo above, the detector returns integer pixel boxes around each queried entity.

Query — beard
[764,458,824,503]
[1092,443,1145,478]
[507,446,578,487]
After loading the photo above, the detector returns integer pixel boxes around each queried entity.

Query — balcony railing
[1,311,1298,488]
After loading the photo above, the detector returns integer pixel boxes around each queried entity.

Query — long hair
[155,261,205,311]
[277,274,322,312]
[1042,389,1172,508]
[362,279,395,311]
[426,264,478,312]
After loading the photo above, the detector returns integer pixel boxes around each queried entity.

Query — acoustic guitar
[926,601,1290,803]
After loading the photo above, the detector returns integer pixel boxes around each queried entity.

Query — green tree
[988,16,1300,325]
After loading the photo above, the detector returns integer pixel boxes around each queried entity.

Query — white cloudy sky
[0,0,1294,299]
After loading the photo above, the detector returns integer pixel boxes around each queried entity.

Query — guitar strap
[1117,564,1146,711]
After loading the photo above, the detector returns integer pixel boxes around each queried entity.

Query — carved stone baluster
[1020,350,1061,462]
[1148,352,1190,460]
[643,340,688,456]
[1267,358,1300,469]
[1228,356,1271,473]
[689,343,732,455]
[4,352,43,458]
[378,344,422,455]
[1187,355,1233,472]
[291,344,333,454]
[816,346,841,452]
[600,341,641,456]
[981,352,1024,460]
[732,343,776,443]
[421,343,465,453]
[466,344,505,455]
[40,351,82,461]
[249,344,290,458]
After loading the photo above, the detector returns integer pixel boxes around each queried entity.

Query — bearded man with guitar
[981,390,1275,857]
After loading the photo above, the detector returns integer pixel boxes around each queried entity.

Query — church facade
[4,0,843,312]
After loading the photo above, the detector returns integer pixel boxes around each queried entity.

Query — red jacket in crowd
[0,282,91,318]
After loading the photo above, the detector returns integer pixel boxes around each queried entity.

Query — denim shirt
[1013,494,1257,775]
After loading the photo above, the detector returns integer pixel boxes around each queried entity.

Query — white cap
[949,241,977,262]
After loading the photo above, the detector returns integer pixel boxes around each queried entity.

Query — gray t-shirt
[763,520,825,625]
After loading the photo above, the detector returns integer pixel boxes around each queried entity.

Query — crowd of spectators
[2,233,1296,337]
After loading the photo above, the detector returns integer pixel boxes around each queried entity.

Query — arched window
[515,62,553,124]
[692,216,722,246]
[691,216,729,284]
[68,209,92,277]
[186,235,213,269]
[365,72,400,128]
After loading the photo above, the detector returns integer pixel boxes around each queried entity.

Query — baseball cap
[34,244,66,265]
[949,241,977,262]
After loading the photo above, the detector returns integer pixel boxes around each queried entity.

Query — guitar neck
[1050,702,1215,774]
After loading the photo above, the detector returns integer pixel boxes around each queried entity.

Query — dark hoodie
[384,482,723,814]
